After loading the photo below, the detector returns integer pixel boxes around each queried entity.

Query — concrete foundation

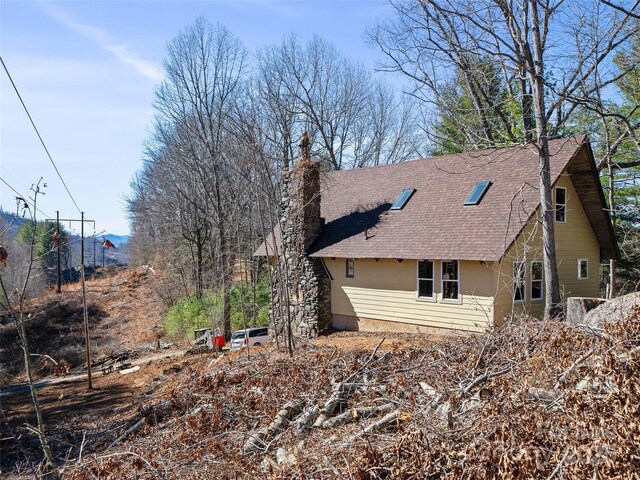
[331,314,472,338]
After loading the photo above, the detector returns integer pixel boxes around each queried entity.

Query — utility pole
[81,212,84,269]
[56,211,61,293]
[46,213,95,389]
[46,212,96,274]
[80,211,92,389]
[81,267,92,389]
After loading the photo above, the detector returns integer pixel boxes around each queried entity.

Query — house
[256,136,618,336]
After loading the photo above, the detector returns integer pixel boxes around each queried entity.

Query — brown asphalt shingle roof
[256,136,617,261]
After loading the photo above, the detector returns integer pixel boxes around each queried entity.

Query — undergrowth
[164,275,269,339]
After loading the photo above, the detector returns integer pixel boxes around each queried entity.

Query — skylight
[464,181,492,206]
[390,188,416,210]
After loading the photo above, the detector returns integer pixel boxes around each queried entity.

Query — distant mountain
[0,210,27,238]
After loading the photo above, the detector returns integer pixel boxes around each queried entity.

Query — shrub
[229,275,270,331]
[164,294,222,340]
[164,274,271,339]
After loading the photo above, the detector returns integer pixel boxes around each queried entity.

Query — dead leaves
[59,309,640,479]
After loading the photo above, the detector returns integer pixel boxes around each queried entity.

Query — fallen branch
[29,353,58,366]
[460,366,511,398]
[107,418,146,450]
[321,403,394,429]
[244,400,303,454]
[293,405,320,433]
[528,387,562,404]
[546,450,570,480]
[208,354,224,368]
[347,410,407,443]
[313,382,363,427]
[553,348,596,389]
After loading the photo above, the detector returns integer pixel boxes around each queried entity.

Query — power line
[1,55,83,215]
[0,176,52,219]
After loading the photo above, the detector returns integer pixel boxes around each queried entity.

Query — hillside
[55,309,635,479]
[2,297,638,478]
[0,265,166,385]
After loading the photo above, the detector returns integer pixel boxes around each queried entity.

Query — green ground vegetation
[164,274,270,340]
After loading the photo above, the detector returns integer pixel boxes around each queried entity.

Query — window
[464,181,492,206]
[555,186,567,222]
[249,328,268,338]
[346,258,355,278]
[578,259,588,279]
[513,261,526,302]
[441,261,459,301]
[531,261,543,301]
[417,260,434,299]
[390,188,416,210]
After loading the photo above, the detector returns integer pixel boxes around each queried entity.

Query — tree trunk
[196,239,204,299]
[530,0,562,320]
[608,160,616,299]
[521,77,533,142]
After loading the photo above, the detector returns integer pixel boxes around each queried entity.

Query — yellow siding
[493,172,601,324]
[324,258,494,332]
[554,174,600,297]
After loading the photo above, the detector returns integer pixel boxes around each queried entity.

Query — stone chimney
[270,133,331,339]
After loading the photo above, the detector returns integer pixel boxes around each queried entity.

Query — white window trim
[513,260,526,303]
[416,260,436,302]
[441,260,462,304]
[530,260,543,301]
[555,186,567,223]
[578,258,588,280]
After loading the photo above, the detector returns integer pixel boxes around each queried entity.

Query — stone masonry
[270,153,332,339]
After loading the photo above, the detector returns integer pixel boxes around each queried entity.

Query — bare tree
[127,22,427,345]
[371,0,640,319]
[256,35,424,171]
[152,17,247,338]
[0,180,55,473]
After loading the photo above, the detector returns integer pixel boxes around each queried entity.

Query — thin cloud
[40,5,164,83]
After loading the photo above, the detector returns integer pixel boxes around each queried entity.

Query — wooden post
[81,212,84,270]
[81,266,92,389]
[56,211,61,294]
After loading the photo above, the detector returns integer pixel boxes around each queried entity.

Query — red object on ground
[213,334,225,348]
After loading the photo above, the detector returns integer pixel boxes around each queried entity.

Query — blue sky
[1,0,394,235]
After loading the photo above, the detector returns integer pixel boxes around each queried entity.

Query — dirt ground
[0,265,170,386]
[0,265,467,477]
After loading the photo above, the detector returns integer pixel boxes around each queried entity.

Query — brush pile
[63,306,639,479]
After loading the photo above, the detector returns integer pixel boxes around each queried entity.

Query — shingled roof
[256,136,618,262]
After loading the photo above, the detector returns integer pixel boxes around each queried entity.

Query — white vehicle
[229,327,269,351]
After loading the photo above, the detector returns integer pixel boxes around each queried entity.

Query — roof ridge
[326,135,587,178]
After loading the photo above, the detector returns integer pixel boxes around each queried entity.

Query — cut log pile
[62,305,640,479]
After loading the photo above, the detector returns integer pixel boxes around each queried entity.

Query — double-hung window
[417,260,434,299]
[441,261,459,301]
[513,261,526,302]
[530,261,543,301]
[555,187,567,222]
[346,258,355,278]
